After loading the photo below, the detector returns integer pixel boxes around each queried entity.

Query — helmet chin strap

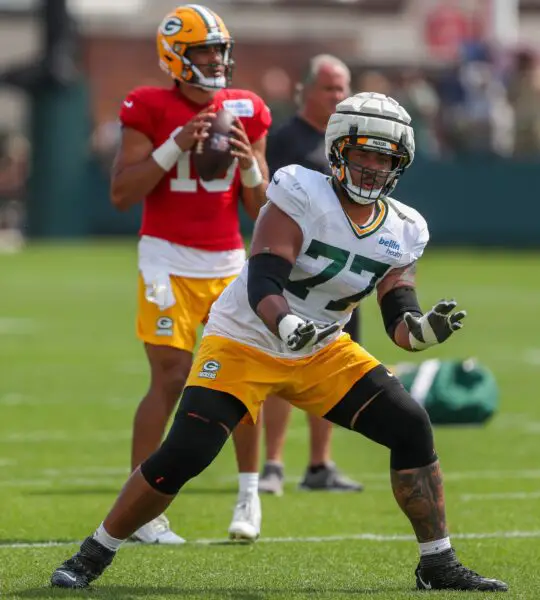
[343,181,381,205]
[339,164,381,205]
[190,64,227,90]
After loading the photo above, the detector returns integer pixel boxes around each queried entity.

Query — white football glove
[277,314,340,352]
[404,299,467,351]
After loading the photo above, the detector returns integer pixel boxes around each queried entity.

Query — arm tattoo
[377,261,418,302]
[398,262,417,286]
[390,461,448,542]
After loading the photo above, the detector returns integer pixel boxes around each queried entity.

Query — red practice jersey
[119,86,271,251]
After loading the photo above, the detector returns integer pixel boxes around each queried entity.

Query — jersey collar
[343,198,388,240]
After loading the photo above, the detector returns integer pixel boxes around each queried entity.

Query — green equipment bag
[394,359,499,425]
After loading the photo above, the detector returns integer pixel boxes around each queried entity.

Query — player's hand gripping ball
[193,109,236,181]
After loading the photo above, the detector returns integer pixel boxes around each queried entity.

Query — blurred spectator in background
[394,69,441,159]
[356,70,442,157]
[0,131,29,253]
[436,42,513,157]
[507,50,540,158]
[91,118,122,173]
[436,63,466,154]
[356,70,393,97]
[91,79,165,174]
[456,59,512,156]
[261,67,294,129]
[259,54,363,496]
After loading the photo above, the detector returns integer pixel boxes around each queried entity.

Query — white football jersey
[204,165,429,358]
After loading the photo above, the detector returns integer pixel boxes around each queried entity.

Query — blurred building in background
[0,0,539,246]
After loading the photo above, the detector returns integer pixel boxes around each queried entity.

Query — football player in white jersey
[51,93,508,592]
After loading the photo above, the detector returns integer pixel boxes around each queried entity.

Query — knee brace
[387,398,436,471]
[141,387,247,495]
[325,364,437,471]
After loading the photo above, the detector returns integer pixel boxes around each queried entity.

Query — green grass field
[1,242,539,599]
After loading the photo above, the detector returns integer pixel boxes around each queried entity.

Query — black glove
[404,299,466,350]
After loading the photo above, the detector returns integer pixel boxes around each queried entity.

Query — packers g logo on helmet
[160,16,183,36]
[156,4,234,90]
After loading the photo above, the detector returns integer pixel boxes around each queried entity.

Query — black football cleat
[299,463,364,492]
[51,536,116,589]
[415,548,508,592]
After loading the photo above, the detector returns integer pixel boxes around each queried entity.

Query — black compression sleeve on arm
[247,253,293,314]
[380,286,422,339]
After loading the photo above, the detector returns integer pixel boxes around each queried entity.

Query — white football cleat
[130,514,185,545]
[228,493,261,542]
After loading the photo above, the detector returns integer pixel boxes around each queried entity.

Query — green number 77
[286,239,390,312]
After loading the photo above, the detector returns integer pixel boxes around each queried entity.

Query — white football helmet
[325,92,415,205]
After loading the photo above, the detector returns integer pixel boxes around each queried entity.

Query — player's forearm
[378,281,422,352]
[247,252,294,337]
[393,319,415,351]
[255,295,291,337]
[239,155,268,220]
[110,159,166,211]
[241,182,268,220]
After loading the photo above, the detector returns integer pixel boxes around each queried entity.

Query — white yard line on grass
[348,469,540,482]
[461,491,540,501]
[0,393,33,406]
[4,468,540,489]
[0,395,140,407]
[0,430,132,443]
[216,469,540,484]
[3,530,540,550]
[1,477,127,488]
[524,349,540,366]
[40,466,129,477]
[0,318,37,335]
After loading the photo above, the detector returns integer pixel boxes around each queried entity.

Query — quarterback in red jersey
[111,4,271,543]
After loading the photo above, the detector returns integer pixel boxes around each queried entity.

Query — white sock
[266,460,283,467]
[419,537,452,556]
[238,472,259,496]
[93,523,124,552]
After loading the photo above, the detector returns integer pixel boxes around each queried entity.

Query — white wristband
[277,314,304,342]
[152,129,183,172]
[240,161,263,188]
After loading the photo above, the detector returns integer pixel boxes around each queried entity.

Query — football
[193,109,236,181]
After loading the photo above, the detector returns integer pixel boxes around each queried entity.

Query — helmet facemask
[330,134,409,205]
[162,38,234,90]
[182,39,234,90]
[325,92,416,205]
